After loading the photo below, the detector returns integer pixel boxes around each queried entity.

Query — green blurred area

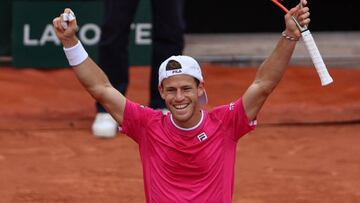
[2,0,151,67]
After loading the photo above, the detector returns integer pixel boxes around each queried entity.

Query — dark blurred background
[1,0,359,66]
[185,0,360,33]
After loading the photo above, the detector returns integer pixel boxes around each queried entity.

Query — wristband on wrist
[281,31,300,41]
[63,41,88,66]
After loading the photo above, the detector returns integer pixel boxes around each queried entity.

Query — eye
[166,88,176,93]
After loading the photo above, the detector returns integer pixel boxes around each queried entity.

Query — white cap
[158,55,208,105]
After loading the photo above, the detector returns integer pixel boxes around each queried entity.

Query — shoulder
[124,99,164,123]
[121,100,166,142]
[208,98,249,124]
[209,99,242,115]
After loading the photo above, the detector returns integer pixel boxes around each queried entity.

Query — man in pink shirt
[52,1,310,202]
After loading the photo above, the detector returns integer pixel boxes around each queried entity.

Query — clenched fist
[52,8,79,48]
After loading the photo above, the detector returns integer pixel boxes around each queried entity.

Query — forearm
[72,57,112,100]
[61,36,112,99]
[70,43,126,123]
[243,36,297,120]
[242,1,310,120]
[67,42,125,123]
[53,9,126,124]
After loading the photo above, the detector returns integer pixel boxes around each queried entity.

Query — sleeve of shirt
[215,98,257,141]
[120,99,155,143]
[233,98,257,140]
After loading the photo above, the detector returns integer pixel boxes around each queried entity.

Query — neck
[171,109,203,130]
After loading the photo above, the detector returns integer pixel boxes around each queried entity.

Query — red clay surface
[0,65,360,203]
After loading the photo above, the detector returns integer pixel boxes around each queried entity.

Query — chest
[145,129,235,178]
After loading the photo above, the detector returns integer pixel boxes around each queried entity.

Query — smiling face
[159,74,205,128]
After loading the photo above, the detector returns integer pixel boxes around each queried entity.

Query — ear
[197,82,205,97]
[158,85,166,99]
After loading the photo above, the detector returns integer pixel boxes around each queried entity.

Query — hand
[283,0,310,38]
[52,8,79,48]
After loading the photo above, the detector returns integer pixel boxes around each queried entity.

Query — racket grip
[301,30,333,86]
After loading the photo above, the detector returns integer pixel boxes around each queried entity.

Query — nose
[175,89,185,101]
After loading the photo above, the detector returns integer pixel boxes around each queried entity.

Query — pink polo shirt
[120,98,256,203]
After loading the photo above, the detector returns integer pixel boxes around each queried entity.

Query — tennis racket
[271,0,333,86]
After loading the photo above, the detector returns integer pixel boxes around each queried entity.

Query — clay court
[1,63,360,203]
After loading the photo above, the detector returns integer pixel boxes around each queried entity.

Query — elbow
[87,84,108,101]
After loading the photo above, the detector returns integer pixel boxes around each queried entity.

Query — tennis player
[53,2,310,202]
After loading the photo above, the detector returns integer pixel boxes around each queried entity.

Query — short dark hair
[194,78,200,86]
[166,60,182,71]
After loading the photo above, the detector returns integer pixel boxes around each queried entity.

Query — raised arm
[52,9,126,124]
[243,1,310,120]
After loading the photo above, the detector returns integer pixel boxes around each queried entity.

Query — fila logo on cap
[172,69,182,74]
[164,60,183,78]
[197,132,208,142]
[165,60,183,76]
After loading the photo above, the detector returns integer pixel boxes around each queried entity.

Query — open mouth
[173,103,189,110]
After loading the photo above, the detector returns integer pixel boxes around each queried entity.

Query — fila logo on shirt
[197,132,208,142]
[229,102,235,111]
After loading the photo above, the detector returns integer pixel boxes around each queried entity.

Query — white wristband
[63,41,88,66]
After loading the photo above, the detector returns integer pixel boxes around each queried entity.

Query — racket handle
[301,30,333,86]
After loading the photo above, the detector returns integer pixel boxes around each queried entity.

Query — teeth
[174,104,188,109]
